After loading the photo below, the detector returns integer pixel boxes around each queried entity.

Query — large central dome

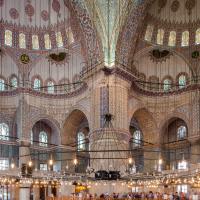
[0,0,69,28]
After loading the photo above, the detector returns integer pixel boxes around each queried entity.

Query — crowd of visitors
[74,191,199,200]
[47,191,199,200]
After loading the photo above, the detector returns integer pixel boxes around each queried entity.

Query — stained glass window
[195,28,200,44]
[31,130,33,144]
[139,73,146,89]
[56,32,63,47]
[33,78,41,91]
[0,79,5,91]
[149,76,159,90]
[5,30,12,46]
[47,81,54,94]
[77,132,85,151]
[39,131,48,147]
[133,130,142,148]
[66,27,74,44]
[177,126,187,140]
[168,31,176,46]
[144,25,154,42]
[157,29,164,45]
[40,163,48,171]
[163,79,172,91]
[0,123,9,141]
[178,75,186,89]
[181,31,189,47]
[44,34,51,49]
[0,159,9,170]
[32,35,39,50]
[10,77,18,89]
[19,33,26,49]
[178,160,187,170]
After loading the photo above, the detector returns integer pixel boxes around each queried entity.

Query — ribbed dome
[148,0,198,24]
[0,0,69,28]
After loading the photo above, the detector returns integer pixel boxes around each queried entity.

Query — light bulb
[128,157,133,164]
[28,160,33,167]
[158,158,163,165]
[11,163,15,169]
[73,158,78,165]
[49,159,53,166]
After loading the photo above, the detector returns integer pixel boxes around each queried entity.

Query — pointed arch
[62,109,89,145]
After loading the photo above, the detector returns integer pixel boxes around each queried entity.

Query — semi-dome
[148,0,198,24]
[143,0,200,47]
[0,0,75,51]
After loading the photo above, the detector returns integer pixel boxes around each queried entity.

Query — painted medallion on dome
[52,0,60,17]
[185,0,196,15]
[25,2,35,22]
[158,0,167,13]
[0,0,3,7]
[9,8,19,20]
[171,0,180,12]
[41,10,49,21]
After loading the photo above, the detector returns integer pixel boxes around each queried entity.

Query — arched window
[133,130,142,148]
[163,79,172,91]
[33,78,41,91]
[44,34,51,49]
[0,159,9,170]
[181,31,189,47]
[168,31,176,46]
[66,27,74,44]
[73,75,80,89]
[144,25,154,42]
[77,132,85,150]
[0,123,9,141]
[196,28,200,45]
[178,160,187,170]
[0,79,5,91]
[139,73,146,89]
[178,75,186,89]
[149,76,159,91]
[10,76,18,89]
[31,130,33,145]
[157,29,164,45]
[177,126,187,140]
[19,33,26,49]
[47,81,54,94]
[32,35,39,50]
[39,131,48,147]
[59,79,70,93]
[55,32,63,47]
[5,30,12,46]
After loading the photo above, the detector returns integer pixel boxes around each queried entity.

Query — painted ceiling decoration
[116,0,152,66]
[1,0,184,70]
[0,0,68,27]
[148,0,198,23]
[48,52,70,65]
[63,0,102,67]
[158,0,168,13]
[171,0,180,12]
[84,0,146,67]
[149,49,172,63]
